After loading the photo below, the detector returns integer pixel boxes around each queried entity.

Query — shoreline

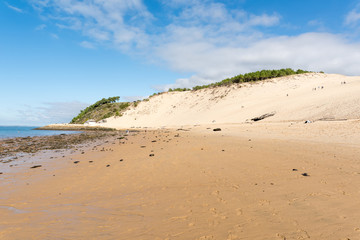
[0,130,129,166]
[35,123,117,131]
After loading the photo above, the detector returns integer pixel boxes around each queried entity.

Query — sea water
[0,126,79,139]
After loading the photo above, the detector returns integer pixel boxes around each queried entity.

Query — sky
[1,0,360,126]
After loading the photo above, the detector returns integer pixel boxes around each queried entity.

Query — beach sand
[1,121,360,239]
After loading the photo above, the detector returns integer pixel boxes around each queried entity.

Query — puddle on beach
[0,205,28,214]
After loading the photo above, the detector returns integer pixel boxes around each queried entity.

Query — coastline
[35,123,117,131]
[0,130,128,167]
[1,122,360,239]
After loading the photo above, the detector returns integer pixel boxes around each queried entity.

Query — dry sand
[1,122,360,240]
[1,73,360,239]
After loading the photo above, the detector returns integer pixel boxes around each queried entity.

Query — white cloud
[156,32,360,90]
[80,41,96,49]
[35,24,47,30]
[247,13,280,27]
[17,101,89,125]
[30,1,360,90]
[123,96,147,102]
[50,33,59,39]
[345,6,360,26]
[31,0,153,50]
[5,2,23,13]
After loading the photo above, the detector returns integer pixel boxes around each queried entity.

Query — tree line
[191,68,310,91]
[70,96,120,123]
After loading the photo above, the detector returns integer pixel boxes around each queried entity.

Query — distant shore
[35,123,116,131]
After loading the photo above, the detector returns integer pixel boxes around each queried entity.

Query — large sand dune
[102,73,360,129]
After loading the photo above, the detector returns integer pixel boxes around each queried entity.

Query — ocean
[0,126,79,139]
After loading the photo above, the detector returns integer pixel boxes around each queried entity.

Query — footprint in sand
[236,208,243,216]
[258,199,270,206]
[227,233,239,240]
[276,233,287,240]
[198,235,214,240]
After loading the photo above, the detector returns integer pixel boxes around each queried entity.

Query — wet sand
[0,131,126,165]
[1,122,360,239]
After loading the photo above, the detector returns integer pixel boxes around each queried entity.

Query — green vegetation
[168,88,191,92]
[165,69,311,92]
[70,96,131,124]
[191,68,310,91]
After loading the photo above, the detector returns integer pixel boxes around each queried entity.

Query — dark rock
[106,164,110,167]
[213,128,222,131]
[292,168,298,171]
[149,154,154,157]
[151,140,157,142]
[73,161,80,164]
[251,112,276,122]
[89,161,93,163]
[140,146,146,148]
[119,159,123,162]
[301,173,309,176]
[30,165,42,169]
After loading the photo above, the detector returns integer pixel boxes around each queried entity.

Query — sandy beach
[1,121,360,240]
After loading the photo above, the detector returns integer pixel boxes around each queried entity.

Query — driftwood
[251,112,276,122]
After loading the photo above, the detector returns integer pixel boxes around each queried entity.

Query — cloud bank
[17,101,89,125]
[30,0,360,90]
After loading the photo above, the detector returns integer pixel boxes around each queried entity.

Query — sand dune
[102,73,360,129]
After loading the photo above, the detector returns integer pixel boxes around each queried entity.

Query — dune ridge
[101,73,360,129]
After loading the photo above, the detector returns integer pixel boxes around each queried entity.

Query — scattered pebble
[106,164,110,167]
[301,173,310,177]
[73,161,80,164]
[292,169,298,171]
[149,154,154,157]
[213,128,222,131]
[119,159,123,162]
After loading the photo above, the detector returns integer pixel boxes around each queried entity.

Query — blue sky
[1,0,360,126]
